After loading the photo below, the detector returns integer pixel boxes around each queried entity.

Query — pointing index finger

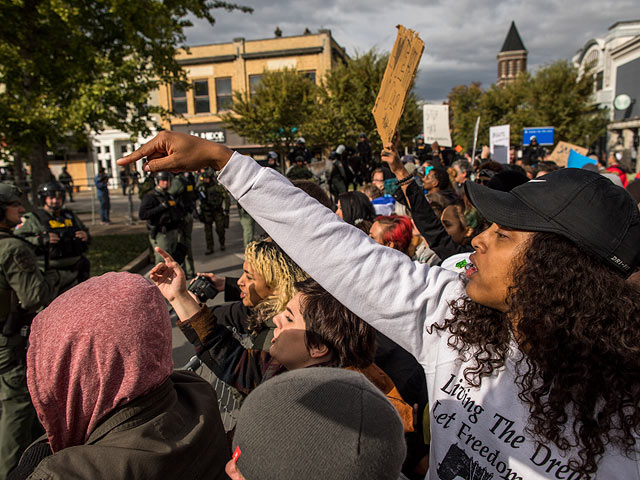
[117,139,162,166]
[155,246,175,263]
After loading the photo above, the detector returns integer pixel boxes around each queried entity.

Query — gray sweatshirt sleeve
[218,152,465,368]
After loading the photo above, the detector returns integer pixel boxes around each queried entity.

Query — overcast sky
[184,0,640,101]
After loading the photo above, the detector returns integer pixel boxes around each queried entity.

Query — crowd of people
[0,122,639,479]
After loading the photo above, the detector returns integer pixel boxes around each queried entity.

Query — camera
[188,275,218,303]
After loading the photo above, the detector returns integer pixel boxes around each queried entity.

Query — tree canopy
[448,60,608,152]
[221,68,319,164]
[0,0,251,192]
[222,49,422,160]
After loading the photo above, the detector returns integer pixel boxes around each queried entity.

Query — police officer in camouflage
[139,171,183,265]
[169,172,197,277]
[196,168,230,255]
[15,182,91,282]
[0,184,77,478]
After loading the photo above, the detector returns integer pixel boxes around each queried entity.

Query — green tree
[448,60,608,153]
[448,82,483,150]
[527,60,606,147]
[220,68,320,169]
[0,0,251,197]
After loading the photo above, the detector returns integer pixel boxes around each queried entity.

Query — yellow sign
[186,185,194,191]
[549,141,588,167]
[372,25,425,144]
[49,219,73,228]
[168,200,176,206]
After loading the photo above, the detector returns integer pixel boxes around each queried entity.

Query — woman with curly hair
[120,130,640,479]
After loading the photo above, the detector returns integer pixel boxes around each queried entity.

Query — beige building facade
[158,30,347,152]
[573,20,640,169]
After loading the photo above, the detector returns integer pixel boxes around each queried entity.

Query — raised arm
[381,142,471,260]
[119,133,462,363]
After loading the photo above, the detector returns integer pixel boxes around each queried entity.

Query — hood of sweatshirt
[27,272,173,453]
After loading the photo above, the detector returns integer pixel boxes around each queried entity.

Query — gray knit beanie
[232,367,406,480]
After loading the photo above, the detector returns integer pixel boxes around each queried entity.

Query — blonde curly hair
[244,240,308,330]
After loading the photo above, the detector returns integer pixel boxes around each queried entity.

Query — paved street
[67,187,264,368]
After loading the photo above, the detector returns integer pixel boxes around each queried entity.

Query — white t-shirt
[219,152,640,480]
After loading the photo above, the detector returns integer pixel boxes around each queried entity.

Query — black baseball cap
[465,168,640,277]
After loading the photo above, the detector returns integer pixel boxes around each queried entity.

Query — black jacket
[401,180,472,260]
[139,188,182,230]
[10,372,229,480]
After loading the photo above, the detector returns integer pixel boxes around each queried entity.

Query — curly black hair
[433,232,640,476]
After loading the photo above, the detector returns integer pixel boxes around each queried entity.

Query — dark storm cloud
[185,0,640,100]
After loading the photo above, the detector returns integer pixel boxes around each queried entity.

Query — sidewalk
[66,190,147,236]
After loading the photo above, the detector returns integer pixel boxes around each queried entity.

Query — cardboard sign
[489,124,510,164]
[549,141,588,167]
[423,105,452,147]
[372,25,425,144]
[567,149,597,169]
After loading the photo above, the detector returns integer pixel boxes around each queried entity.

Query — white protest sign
[423,105,452,147]
[472,116,480,162]
[489,124,510,164]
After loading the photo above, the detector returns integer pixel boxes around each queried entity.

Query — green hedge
[86,233,150,277]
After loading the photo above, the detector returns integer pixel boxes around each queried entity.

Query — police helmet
[296,137,306,145]
[0,183,23,222]
[155,171,172,183]
[267,151,278,160]
[200,168,216,180]
[0,183,22,206]
[38,181,66,204]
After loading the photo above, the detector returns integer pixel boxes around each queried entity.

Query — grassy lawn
[87,233,150,277]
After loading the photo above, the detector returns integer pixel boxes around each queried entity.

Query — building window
[585,50,599,69]
[215,77,233,112]
[596,71,603,91]
[194,80,210,113]
[120,145,128,154]
[104,145,110,154]
[96,146,101,154]
[172,84,188,114]
[302,70,316,83]
[249,75,263,95]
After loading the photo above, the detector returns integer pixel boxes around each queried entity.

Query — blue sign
[523,127,554,146]
[567,149,597,169]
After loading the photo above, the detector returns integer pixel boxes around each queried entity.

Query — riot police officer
[0,184,77,477]
[139,171,183,265]
[15,182,91,282]
[196,168,229,255]
[58,166,74,202]
[169,172,197,277]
